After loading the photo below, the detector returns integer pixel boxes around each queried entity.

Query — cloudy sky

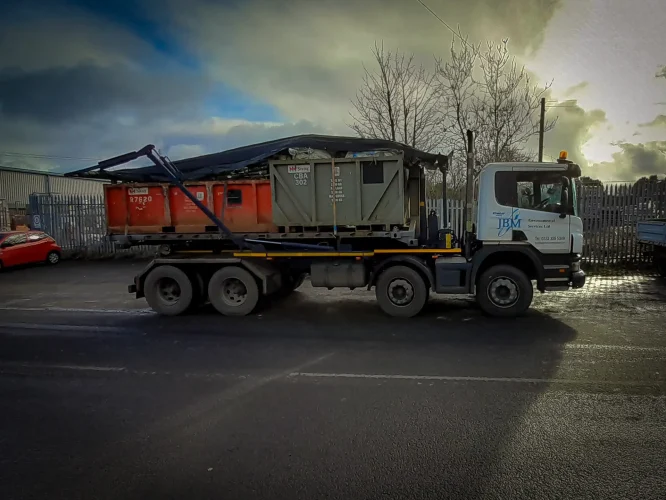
[0,0,664,180]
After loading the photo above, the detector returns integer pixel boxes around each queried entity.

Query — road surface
[1,261,665,499]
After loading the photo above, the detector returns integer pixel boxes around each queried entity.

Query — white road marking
[291,372,662,386]
[563,343,666,353]
[0,323,131,334]
[148,351,337,438]
[0,362,126,372]
[0,306,152,314]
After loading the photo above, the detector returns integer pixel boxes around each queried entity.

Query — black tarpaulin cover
[65,134,443,182]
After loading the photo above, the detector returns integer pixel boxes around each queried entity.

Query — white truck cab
[433,151,585,316]
[476,160,584,256]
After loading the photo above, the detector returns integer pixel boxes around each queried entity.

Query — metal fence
[577,182,666,266]
[24,183,666,265]
[28,194,148,258]
[426,199,465,238]
[0,199,10,231]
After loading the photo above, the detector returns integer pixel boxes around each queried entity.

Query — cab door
[491,169,571,254]
[511,168,570,254]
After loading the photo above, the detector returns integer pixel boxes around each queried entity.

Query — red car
[0,231,62,270]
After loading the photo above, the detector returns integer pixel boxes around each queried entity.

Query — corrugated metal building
[0,166,108,206]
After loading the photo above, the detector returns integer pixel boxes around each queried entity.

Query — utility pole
[538,97,546,162]
[464,130,475,258]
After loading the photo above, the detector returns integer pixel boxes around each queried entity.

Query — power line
[414,0,484,58]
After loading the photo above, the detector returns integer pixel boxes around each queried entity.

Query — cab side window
[495,172,566,213]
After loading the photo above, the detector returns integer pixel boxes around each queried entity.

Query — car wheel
[46,251,60,265]
[476,265,533,317]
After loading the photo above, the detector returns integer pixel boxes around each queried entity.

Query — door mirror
[0,242,11,248]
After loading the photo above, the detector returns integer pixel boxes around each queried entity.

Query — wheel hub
[157,278,181,304]
[487,277,519,307]
[222,278,247,305]
[48,253,58,263]
[387,278,414,306]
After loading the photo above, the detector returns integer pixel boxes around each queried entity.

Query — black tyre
[476,265,533,317]
[46,251,60,265]
[208,266,260,316]
[375,265,428,318]
[144,265,194,316]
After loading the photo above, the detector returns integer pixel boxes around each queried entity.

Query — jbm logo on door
[496,208,521,237]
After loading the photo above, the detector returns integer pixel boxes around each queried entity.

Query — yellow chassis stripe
[232,249,461,258]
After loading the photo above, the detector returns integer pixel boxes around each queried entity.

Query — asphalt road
[1,261,665,500]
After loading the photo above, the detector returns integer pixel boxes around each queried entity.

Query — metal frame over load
[66,138,450,251]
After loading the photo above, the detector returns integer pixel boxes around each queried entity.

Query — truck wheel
[144,265,194,316]
[476,265,533,317]
[375,265,428,318]
[208,266,259,316]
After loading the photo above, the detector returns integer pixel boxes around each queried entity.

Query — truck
[637,219,666,277]
[66,132,586,318]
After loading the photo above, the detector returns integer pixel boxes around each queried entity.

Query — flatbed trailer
[68,133,587,318]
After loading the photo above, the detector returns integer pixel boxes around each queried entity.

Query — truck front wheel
[144,265,194,316]
[476,265,533,317]
[375,265,428,318]
[208,266,260,316]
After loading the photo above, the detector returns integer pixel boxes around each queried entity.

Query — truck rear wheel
[144,265,194,316]
[375,265,428,318]
[208,266,259,316]
[476,265,533,317]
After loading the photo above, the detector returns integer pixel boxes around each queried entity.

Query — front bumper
[571,270,586,289]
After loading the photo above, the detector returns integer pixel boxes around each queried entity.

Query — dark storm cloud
[166,0,564,126]
[0,64,211,124]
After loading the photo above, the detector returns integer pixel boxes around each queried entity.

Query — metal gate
[29,194,112,255]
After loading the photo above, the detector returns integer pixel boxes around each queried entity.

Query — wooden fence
[428,182,666,266]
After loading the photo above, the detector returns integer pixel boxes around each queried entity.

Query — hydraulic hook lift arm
[76,145,333,252]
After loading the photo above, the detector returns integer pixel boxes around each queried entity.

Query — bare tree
[348,42,441,151]
[435,32,556,190]
[349,34,558,197]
